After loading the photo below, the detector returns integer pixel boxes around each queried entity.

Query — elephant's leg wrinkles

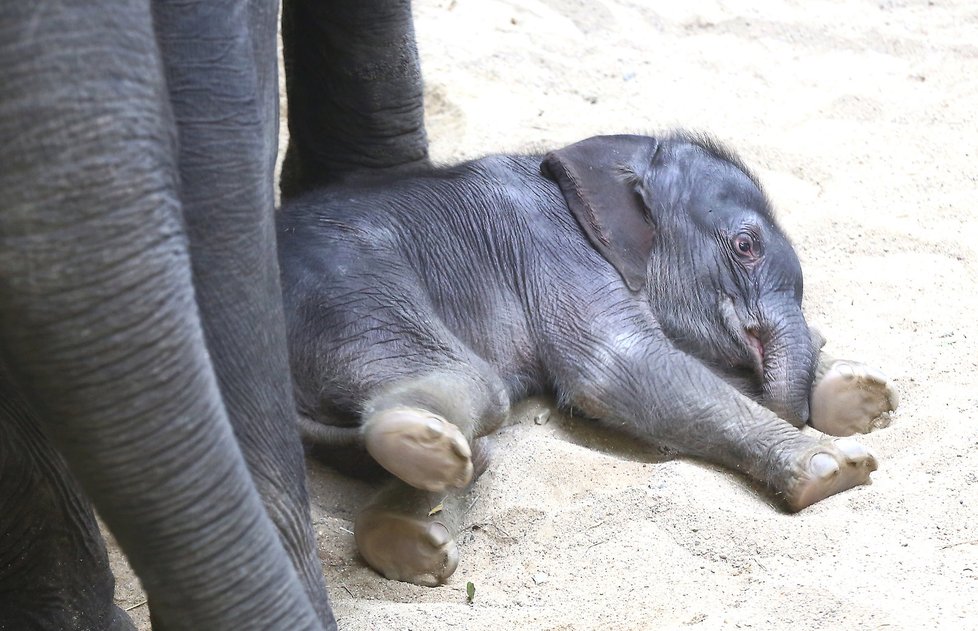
[0,2,326,628]
[280,0,430,196]
[548,325,876,512]
[154,1,332,622]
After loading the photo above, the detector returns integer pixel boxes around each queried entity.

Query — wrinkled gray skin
[279,132,890,586]
[0,0,426,629]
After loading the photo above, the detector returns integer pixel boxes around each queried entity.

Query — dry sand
[111,0,978,628]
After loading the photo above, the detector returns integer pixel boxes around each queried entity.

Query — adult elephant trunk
[759,303,818,426]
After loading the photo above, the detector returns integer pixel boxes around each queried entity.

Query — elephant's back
[275,154,559,287]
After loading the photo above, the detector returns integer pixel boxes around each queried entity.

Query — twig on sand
[942,538,978,549]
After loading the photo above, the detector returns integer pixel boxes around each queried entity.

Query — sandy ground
[110,0,978,628]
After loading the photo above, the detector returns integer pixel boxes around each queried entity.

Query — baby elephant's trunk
[760,308,817,425]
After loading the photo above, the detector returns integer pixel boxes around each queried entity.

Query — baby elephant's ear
[541,135,660,292]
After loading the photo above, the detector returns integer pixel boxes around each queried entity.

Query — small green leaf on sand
[466,581,475,604]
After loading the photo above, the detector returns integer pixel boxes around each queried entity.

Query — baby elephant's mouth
[743,328,765,378]
[718,294,766,379]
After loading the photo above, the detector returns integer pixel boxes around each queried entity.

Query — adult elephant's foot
[810,360,899,436]
[355,506,460,586]
[784,438,877,511]
[364,407,473,492]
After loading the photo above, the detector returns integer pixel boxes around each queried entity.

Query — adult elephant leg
[152,0,334,624]
[0,3,322,629]
[280,0,430,197]
[0,367,134,631]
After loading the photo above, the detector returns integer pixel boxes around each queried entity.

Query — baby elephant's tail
[297,414,363,448]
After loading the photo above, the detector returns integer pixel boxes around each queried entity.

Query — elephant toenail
[866,366,888,383]
[426,522,451,547]
[835,437,866,460]
[810,453,840,477]
[451,434,472,458]
[424,417,444,438]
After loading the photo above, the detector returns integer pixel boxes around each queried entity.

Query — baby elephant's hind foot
[364,407,473,492]
[785,438,877,511]
[355,506,460,586]
[810,360,899,436]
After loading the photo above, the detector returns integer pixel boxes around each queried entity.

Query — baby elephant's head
[541,132,817,424]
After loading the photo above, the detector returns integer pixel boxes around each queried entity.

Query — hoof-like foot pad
[788,438,877,511]
[810,360,899,436]
[355,507,460,586]
[365,408,473,492]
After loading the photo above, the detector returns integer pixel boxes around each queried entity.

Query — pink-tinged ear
[540,135,660,292]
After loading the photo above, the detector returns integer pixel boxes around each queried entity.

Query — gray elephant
[0,0,427,629]
[277,132,899,586]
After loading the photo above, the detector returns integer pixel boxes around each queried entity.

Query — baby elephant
[277,132,898,586]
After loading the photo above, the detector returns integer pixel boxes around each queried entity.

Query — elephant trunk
[759,307,817,425]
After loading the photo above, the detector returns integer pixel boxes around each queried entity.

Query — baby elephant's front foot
[785,438,877,511]
[364,407,473,492]
[810,360,899,436]
[355,507,460,586]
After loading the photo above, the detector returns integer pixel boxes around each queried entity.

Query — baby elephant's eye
[732,232,759,259]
